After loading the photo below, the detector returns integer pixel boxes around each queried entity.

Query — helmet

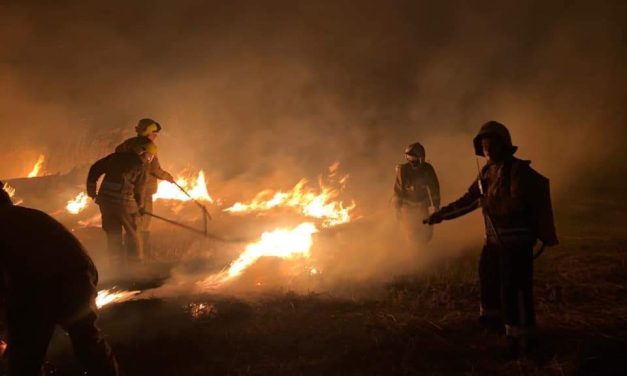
[404,142,425,159]
[472,120,517,156]
[132,140,158,155]
[135,118,162,136]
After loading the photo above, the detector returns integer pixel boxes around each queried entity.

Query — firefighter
[0,182,119,375]
[115,118,174,256]
[425,121,558,358]
[87,139,156,268]
[393,142,440,245]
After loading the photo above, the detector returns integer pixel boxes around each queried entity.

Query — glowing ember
[27,154,46,178]
[153,170,214,202]
[2,182,16,198]
[96,288,141,309]
[224,163,355,227]
[186,302,218,319]
[199,222,319,288]
[66,192,90,214]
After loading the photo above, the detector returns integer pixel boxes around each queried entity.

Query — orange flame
[96,288,141,309]
[224,163,355,227]
[2,182,16,198]
[66,192,90,214]
[153,170,214,202]
[198,222,318,288]
[27,154,45,178]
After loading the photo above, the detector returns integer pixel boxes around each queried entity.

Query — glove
[87,191,96,200]
[424,211,444,225]
[165,173,175,183]
[138,206,146,216]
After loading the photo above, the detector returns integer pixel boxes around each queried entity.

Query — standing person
[116,118,174,256]
[0,182,119,375]
[425,121,558,358]
[393,142,441,245]
[87,140,156,268]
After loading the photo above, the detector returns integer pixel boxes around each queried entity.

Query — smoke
[2,0,625,293]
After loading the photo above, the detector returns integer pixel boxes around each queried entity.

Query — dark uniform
[393,143,440,245]
[0,186,118,375]
[428,121,558,355]
[116,136,173,251]
[87,152,147,265]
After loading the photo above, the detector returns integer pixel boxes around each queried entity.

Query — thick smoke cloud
[1,0,625,288]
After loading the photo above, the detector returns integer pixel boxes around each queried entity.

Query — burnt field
[37,236,627,375]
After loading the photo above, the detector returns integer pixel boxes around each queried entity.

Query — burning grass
[34,237,627,375]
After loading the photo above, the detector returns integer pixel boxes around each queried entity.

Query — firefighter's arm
[150,156,175,182]
[425,180,481,224]
[425,164,441,209]
[86,156,109,199]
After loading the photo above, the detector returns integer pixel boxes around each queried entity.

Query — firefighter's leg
[99,204,125,269]
[121,209,143,262]
[141,198,153,258]
[479,244,503,330]
[6,304,56,376]
[499,242,535,357]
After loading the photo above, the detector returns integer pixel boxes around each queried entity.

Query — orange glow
[2,182,16,198]
[153,170,214,202]
[96,288,140,309]
[27,154,45,178]
[198,222,318,288]
[224,162,355,227]
[66,192,89,214]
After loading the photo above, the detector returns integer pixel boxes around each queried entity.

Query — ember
[2,182,16,198]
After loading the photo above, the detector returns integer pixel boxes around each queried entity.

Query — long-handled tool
[170,181,212,236]
[142,211,249,243]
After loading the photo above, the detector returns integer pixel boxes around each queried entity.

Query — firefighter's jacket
[393,162,440,208]
[116,137,173,195]
[438,156,558,246]
[87,152,146,211]
[0,205,98,306]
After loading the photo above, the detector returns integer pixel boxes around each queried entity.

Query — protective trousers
[5,277,119,376]
[479,241,535,338]
[99,202,143,265]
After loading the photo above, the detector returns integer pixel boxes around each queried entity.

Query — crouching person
[0,182,119,375]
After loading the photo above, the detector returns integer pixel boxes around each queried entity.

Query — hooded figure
[393,142,440,245]
[426,121,558,358]
[0,182,118,375]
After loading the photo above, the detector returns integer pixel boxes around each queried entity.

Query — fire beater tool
[142,210,249,243]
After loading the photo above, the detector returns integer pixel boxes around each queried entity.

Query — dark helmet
[135,118,162,136]
[472,120,517,156]
[0,181,13,205]
[404,142,426,159]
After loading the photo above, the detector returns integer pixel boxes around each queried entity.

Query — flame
[224,164,355,227]
[66,192,90,214]
[153,170,214,202]
[77,213,102,228]
[96,288,141,309]
[198,222,318,288]
[2,182,16,198]
[27,154,46,178]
